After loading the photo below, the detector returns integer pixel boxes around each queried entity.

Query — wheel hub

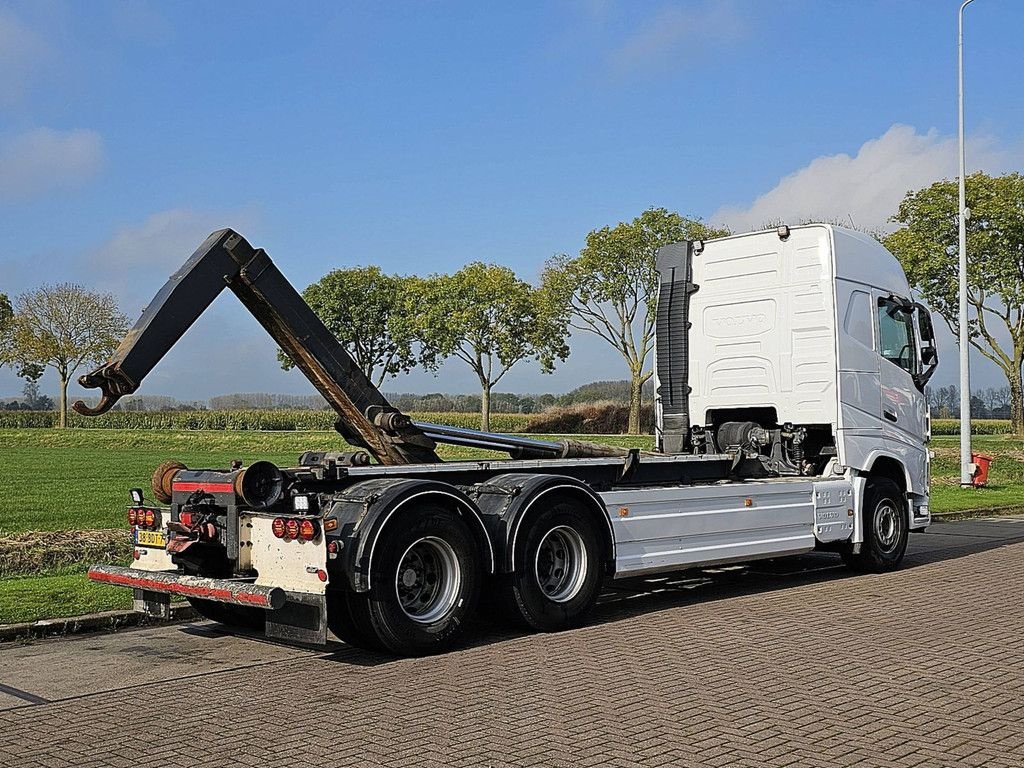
[534,525,588,603]
[873,499,901,553]
[394,536,462,624]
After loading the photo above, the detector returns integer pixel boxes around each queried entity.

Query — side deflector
[73,229,440,465]
[654,241,698,454]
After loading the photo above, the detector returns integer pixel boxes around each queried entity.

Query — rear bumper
[87,564,286,610]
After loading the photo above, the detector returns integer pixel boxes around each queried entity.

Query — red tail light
[128,509,138,526]
[144,510,156,528]
[179,511,195,527]
[284,519,300,540]
[299,519,318,541]
[272,518,287,538]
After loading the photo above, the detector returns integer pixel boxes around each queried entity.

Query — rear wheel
[843,477,908,572]
[186,598,265,631]
[346,505,481,656]
[505,500,604,632]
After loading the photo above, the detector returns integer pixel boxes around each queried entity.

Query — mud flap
[134,589,171,619]
[266,591,327,646]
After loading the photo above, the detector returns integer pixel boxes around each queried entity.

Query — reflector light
[179,511,194,527]
[144,510,156,527]
[299,519,317,541]
[133,549,141,560]
[284,519,300,540]
[316,569,328,582]
[272,518,286,538]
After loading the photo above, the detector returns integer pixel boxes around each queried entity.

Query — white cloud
[610,1,746,76]
[0,128,104,202]
[0,8,49,106]
[712,124,1022,233]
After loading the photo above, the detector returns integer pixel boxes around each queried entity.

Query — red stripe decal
[172,481,235,494]
[88,570,272,607]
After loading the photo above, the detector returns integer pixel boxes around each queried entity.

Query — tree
[927,384,959,419]
[8,284,129,427]
[0,293,11,350]
[21,379,54,411]
[402,263,569,431]
[279,266,425,387]
[543,208,731,433]
[884,172,1024,433]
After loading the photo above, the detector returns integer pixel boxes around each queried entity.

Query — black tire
[505,499,604,632]
[326,589,386,651]
[844,478,908,573]
[347,505,481,656]
[186,598,265,631]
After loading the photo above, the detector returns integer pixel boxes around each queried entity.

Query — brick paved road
[1,518,1023,768]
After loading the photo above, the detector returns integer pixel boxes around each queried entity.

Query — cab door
[875,294,928,450]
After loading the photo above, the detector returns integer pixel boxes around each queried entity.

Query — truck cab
[657,223,937,534]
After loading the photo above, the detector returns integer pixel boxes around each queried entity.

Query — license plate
[135,529,166,548]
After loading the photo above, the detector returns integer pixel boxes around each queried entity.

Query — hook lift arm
[74,229,629,464]
[73,229,440,465]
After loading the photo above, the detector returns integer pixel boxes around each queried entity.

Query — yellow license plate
[135,529,166,548]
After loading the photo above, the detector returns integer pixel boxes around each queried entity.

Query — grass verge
[0,569,133,625]
[928,435,1024,512]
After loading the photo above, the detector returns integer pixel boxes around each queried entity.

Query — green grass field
[0,427,1021,625]
[928,434,1024,512]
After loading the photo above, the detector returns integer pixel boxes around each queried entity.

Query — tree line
[926,384,1012,420]
[4,379,655,415]
[3,171,1024,433]
[278,208,727,431]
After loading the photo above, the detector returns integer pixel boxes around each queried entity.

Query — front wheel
[843,478,908,572]
[346,505,481,656]
[505,500,604,632]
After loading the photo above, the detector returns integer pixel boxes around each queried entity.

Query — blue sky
[2,0,1022,402]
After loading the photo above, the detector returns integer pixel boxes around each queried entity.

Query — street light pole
[958,0,975,487]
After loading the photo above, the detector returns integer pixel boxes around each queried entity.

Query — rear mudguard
[324,478,495,592]
[470,473,615,573]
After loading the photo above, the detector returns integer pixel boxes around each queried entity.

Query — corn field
[0,410,533,433]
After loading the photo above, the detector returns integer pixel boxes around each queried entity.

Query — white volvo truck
[82,224,937,656]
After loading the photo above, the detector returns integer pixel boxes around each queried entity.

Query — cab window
[877,298,917,374]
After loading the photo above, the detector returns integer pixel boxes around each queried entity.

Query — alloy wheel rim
[873,499,901,553]
[395,536,462,624]
[534,525,588,603]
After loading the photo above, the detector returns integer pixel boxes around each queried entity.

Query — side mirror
[913,303,938,388]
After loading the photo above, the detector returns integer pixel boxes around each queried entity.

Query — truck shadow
[312,522,1024,666]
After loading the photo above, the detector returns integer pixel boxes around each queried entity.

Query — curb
[931,506,1024,522]
[0,604,197,644]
